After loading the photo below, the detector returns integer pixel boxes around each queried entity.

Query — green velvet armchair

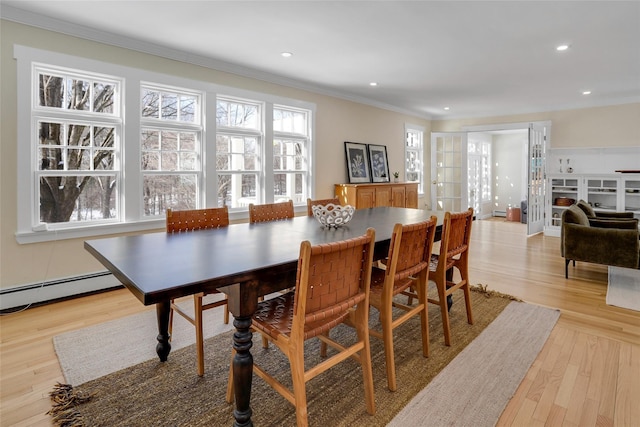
[561,201,639,278]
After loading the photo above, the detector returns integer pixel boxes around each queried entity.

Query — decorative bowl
[312,204,355,228]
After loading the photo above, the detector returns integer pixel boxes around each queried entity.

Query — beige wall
[431,103,640,148]
[2,20,638,291]
[0,20,428,289]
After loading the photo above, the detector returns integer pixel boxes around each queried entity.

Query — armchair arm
[563,223,639,268]
[589,218,639,229]
[595,211,634,219]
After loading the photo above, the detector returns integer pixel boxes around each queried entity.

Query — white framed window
[405,124,424,194]
[15,45,315,243]
[34,65,123,227]
[140,85,203,215]
[215,97,262,208]
[272,106,311,205]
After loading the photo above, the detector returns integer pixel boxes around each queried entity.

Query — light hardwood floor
[1,218,638,426]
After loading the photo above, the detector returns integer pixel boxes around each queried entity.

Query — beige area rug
[388,302,560,426]
[607,266,640,311]
[53,294,233,386]
[49,287,559,426]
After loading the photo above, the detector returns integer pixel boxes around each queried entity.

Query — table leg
[232,315,254,427]
[155,300,171,362]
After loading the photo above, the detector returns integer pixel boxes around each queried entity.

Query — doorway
[431,121,550,236]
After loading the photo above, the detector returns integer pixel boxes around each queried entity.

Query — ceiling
[2,1,639,119]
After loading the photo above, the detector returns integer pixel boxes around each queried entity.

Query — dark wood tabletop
[85,207,444,306]
[84,207,444,427]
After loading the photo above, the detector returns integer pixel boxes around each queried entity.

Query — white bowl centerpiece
[312,204,355,228]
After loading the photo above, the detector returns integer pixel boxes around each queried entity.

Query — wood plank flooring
[1,218,638,426]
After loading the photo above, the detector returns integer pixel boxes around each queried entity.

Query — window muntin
[273,108,307,134]
[17,46,315,241]
[140,85,203,216]
[405,126,424,194]
[34,66,121,227]
[38,69,117,115]
[141,87,198,123]
[272,106,310,204]
[216,98,260,129]
[216,134,261,208]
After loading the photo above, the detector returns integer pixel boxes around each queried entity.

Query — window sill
[16,205,307,244]
[15,220,166,244]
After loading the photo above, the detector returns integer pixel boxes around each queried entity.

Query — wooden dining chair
[166,206,230,377]
[248,200,295,348]
[427,208,474,346]
[226,229,377,427]
[248,200,294,223]
[306,197,340,216]
[368,217,437,391]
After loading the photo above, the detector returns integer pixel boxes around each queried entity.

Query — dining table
[84,206,445,427]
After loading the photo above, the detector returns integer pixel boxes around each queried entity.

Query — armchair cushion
[576,200,596,218]
[576,199,635,219]
[563,204,590,226]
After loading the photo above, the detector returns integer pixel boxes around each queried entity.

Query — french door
[430,132,468,212]
[527,123,547,235]
[431,122,550,236]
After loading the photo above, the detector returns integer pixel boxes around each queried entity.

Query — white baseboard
[0,272,122,311]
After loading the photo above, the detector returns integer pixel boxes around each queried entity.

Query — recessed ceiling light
[444,107,450,111]
[281,52,293,58]
[369,82,378,87]
[582,90,592,95]
[556,44,570,51]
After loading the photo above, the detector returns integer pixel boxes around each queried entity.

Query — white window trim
[14,45,315,244]
[404,123,425,195]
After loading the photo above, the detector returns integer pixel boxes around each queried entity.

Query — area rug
[607,266,640,311]
[53,295,234,386]
[388,302,559,426]
[49,286,558,426]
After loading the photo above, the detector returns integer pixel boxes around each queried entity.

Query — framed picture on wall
[368,144,390,183]
[344,142,371,183]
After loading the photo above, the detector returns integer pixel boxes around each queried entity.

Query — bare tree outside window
[140,87,202,216]
[37,71,118,224]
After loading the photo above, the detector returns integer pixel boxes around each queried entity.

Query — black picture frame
[344,142,371,183]
[368,144,390,183]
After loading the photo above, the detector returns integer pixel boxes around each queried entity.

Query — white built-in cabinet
[544,173,640,236]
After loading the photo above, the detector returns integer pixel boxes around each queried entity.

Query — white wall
[492,133,528,213]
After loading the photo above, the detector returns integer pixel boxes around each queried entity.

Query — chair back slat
[166,206,229,233]
[249,200,294,223]
[306,198,340,216]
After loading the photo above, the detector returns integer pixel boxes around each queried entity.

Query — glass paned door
[527,124,547,235]
[467,139,491,217]
[430,132,468,212]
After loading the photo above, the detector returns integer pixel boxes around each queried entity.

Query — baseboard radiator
[493,210,507,217]
[0,272,122,311]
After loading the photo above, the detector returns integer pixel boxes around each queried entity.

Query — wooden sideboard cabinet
[335,182,419,209]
